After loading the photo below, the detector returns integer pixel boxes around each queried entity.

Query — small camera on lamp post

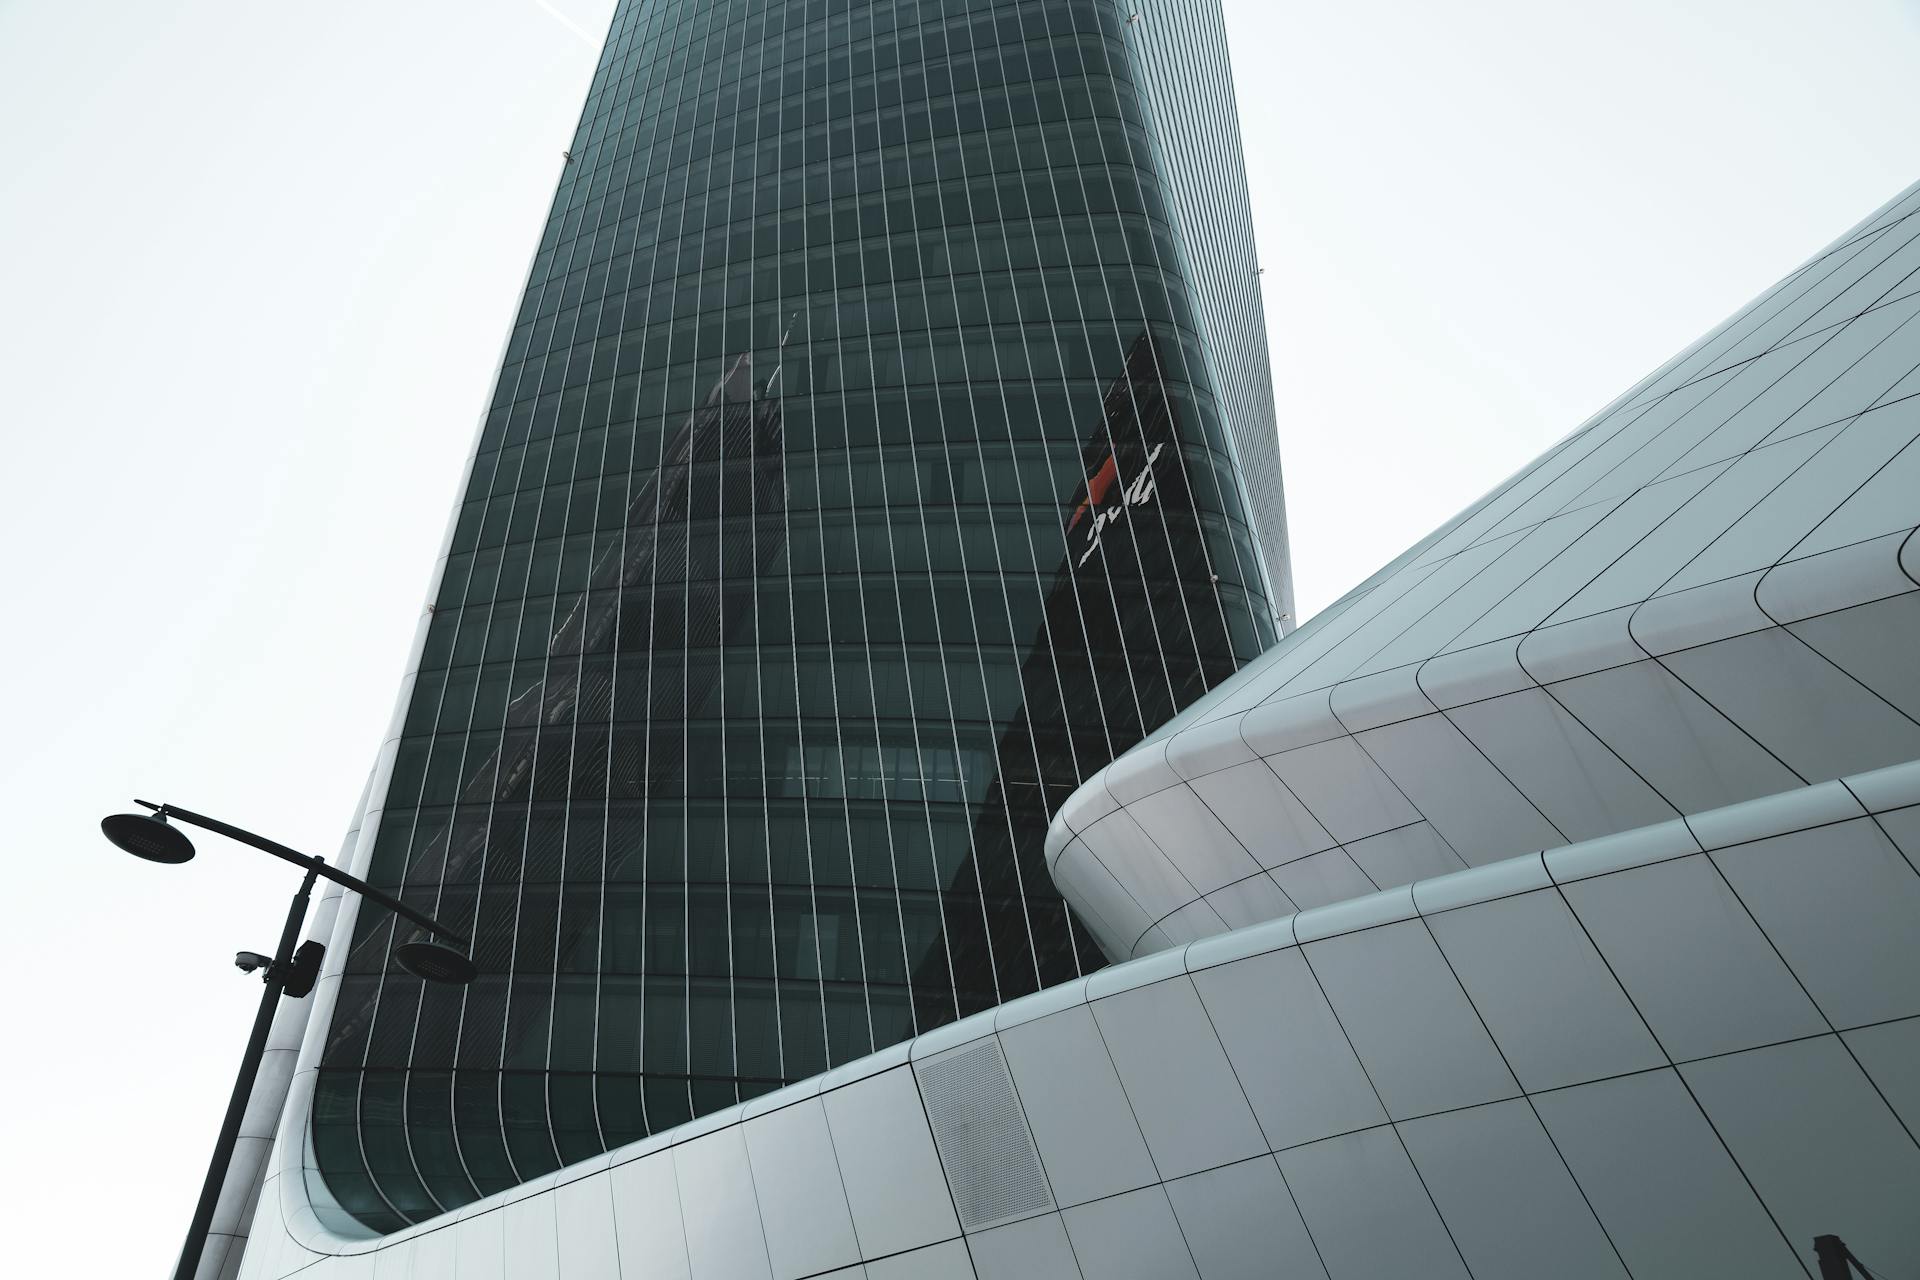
[233,951,273,975]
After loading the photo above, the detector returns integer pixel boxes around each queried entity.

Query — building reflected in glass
[314,0,1288,1229]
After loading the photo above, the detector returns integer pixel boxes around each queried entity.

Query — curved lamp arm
[134,799,468,947]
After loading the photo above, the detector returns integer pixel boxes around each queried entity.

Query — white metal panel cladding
[238,759,1920,1278]
[1050,177,1920,962]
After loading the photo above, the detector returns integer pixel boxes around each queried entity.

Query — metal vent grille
[917,1038,1053,1230]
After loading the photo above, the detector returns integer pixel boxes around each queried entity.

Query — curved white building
[222,172,1920,1280]
[243,761,1920,1279]
[1050,179,1920,962]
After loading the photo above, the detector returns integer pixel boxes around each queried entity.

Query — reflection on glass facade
[313,0,1287,1230]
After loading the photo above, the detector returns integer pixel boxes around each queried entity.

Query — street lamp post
[101,800,476,1280]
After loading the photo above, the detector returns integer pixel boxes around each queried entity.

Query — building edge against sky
[217,177,1920,1280]
[291,0,1291,1239]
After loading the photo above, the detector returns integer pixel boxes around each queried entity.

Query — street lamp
[102,799,475,1280]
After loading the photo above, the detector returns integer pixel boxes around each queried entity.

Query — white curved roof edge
[1045,524,1920,875]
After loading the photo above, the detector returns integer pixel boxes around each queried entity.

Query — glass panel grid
[316,0,1287,1229]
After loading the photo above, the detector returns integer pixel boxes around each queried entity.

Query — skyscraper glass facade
[312,0,1287,1230]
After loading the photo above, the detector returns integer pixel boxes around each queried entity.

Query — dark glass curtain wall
[314,0,1283,1230]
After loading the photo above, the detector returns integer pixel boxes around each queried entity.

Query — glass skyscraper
[312,0,1288,1230]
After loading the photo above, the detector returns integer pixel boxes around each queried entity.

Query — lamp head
[395,940,477,986]
[102,812,196,864]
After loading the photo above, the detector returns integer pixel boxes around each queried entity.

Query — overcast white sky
[0,0,1914,1273]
